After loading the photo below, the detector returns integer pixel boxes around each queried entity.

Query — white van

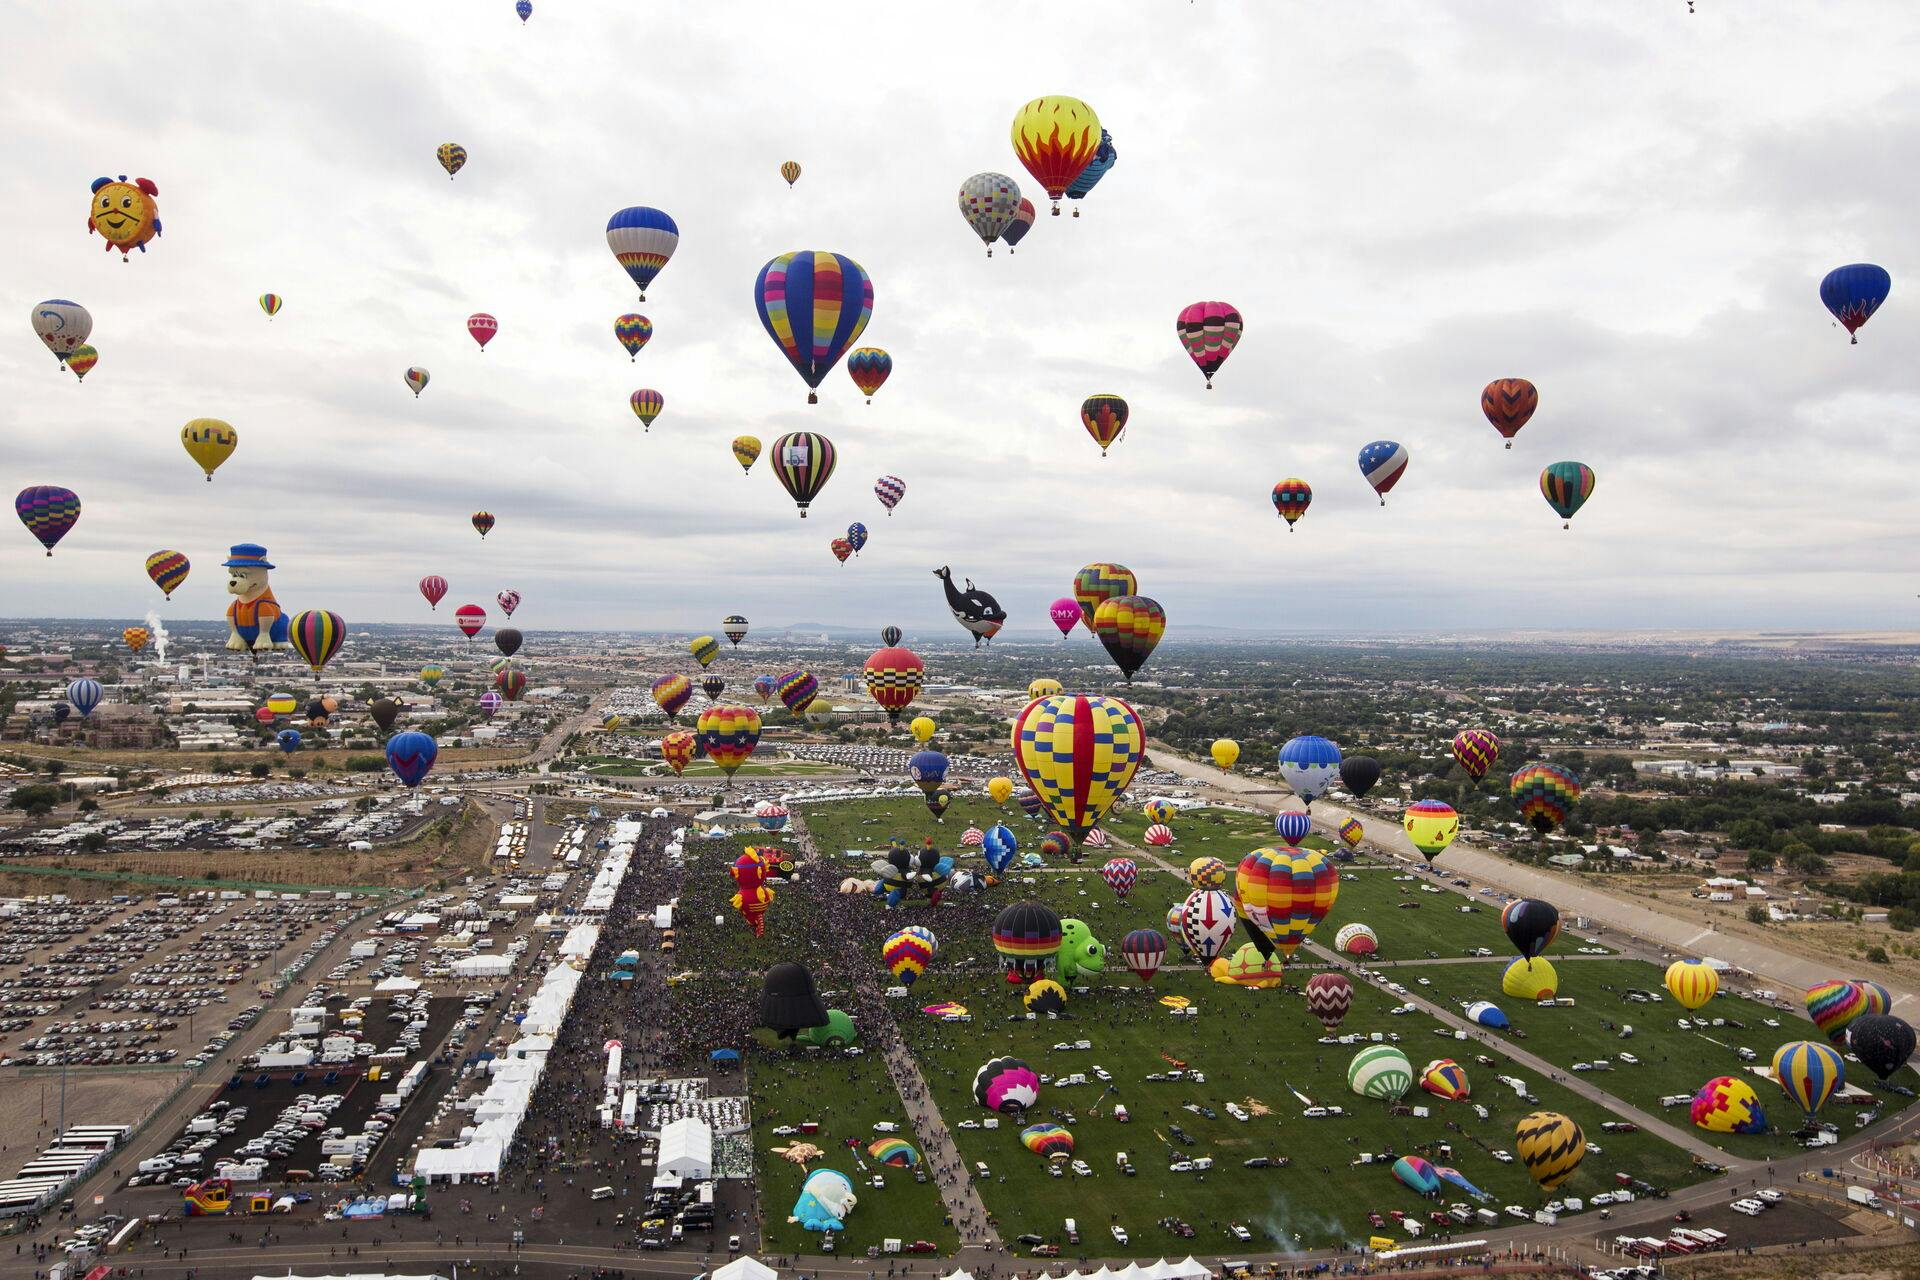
[589,1186,615,1201]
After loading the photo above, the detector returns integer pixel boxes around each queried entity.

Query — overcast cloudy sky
[5,2,1918,638]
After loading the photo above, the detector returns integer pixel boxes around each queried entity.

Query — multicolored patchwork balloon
[1099,857,1137,899]
[1011,693,1144,842]
[1235,845,1338,960]
[16,486,80,555]
[1176,300,1242,388]
[1510,762,1580,834]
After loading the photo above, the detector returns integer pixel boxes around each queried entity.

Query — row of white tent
[1005,1260,1216,1280]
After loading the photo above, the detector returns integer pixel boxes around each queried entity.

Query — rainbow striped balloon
[289,610,346,673]
[1806,980,1867,1046]
[1234,845,1338,960]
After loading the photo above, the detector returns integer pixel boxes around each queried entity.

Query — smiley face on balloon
[88,176,162,258]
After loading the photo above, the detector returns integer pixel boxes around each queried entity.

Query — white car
[1757,1188,1783,1203]
[1491,1150,1514,1163]
[1504,1206,1528,1219]
[772,1126,797,1136]
[1111,1226,1129,1245]
[1070,1160,1092,1177]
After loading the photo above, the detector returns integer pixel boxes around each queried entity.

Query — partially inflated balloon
[1176,301,1242,389]
[1515,1112,1584,1189]
[755,251,873,403]
[1664,959,1718,1010]
[1011,693,1144,843]
[1482,378,1537,448]
[1690,1077,1767,1134]
[1502,957,1557,1001]
[180,419,237,481]
[1807,980,1867,1047]
[606,206,679,300]
[1849,1014,1916,1081]
[1091,596,1164,683]
[1010,96,1102,214]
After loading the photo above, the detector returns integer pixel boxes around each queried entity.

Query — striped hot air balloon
[696,704,761,785]
[771,432,837,516]
[1806,980,1867,1046]
[145,550,189,598]
[1771,1040,1844,1117]
[1664,959,1719,1011]
[606,206,678,300]
[17,486,81,554]
[755,251,873,403]
[1235,846,1338,960]
[1420,1058,1471,1101]
[1451,729,1501,782]
[1348,1046,1413,1101]
[1011,693,1144,844]
[289,611,346,673]
[1510,762,1581,834]
[1176,301,1242,389]
[1514,1111,1585,1189]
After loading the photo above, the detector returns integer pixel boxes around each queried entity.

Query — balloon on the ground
[607,206,679,300]
[868,1138,916,1167]
[759,962,829,1039]
[1807,980,1867,1046]
[1212,941,1285,988]
[1119,929,1165,984]
[982,824,1018,874]
[1335,922,1377,956]
[1691,1077,1767,1134]
[756,251,873,403]
[974,1056,1040,1112]
[1515,1112,1585,1189]
[1055,919,1106,982]
[1481,378,1537,448]
[1773,1040,1844,1117]
[1664,959,1719,1010]
[1501,899,1560,960]
[1143,823,1173,847]
[1011,693,1144,843]
[1402,799,1458,861]
[1820,263,1891,343]
[992,901,1062,983]
[1391,1155,1440,1195]
[1420,1058,1470,1101]
[1467,1001,1508,1028]
[1021,1121,1073,1159]
[1502,957,1558,1001]
[1348,1045,1413,1101]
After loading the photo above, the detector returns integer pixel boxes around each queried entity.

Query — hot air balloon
[1820,263,1891,343]
[1017,789,1046,821]
[1275,810,1311,844]
[265,692,298,717]
[776,670,818,719]
[467,313,498,350]
[1236,845,1339,961]
[696,704,761,785]
[419,575,447,610]
[66,346,97,382]
[1808,980,1867,1046]
[495,627,523,659]
[689,636,720,668]
[1079,395,1128,456]
[1664,958,1719,1010]
[1100,857,1137,899]
[1039,598,1079,637]
[1501,899,1560,960]
[846,522,868,555]
[934,567,1006,646]
[771,432,837,516]
[1305,972,1353,1031]
[1849,1014,1916,1082]
[1690,1077,1767,1134]
[1211,739,1240,770]
[517,1,532,21]
[992,902,1062,984]
[1143,824,1173,847]
[722,615,748,646]
[472,511,495,538]
[651,674,692,721]
[1358,440,1408,505]
[122,626,149,653]
[66,677,102,717]
[1071,563,1136,633]
[973,1056,1040,1112]
[847,348,891,403]
[32,300,91,362]
[1180,889,1237,961]
[436,143,466,177]
[276,728,302,755]
[755,251,873,403]
[386,730,438,787]
[606,206,679,300]
[1002,198,1037,252]
[1119,928,1165,983]
[1063,128,1115,215]
[1772,1040,1844,1117]
[1011,693,1143,844]
[1502,957,1558,1001]
[1467,1001,1508,1028]
[874,475,905,515]
[883,926,937,985]
[1092,596,1164,682]
[862,647,923,725]
[981,823,1018,873]
[1420,1058,1470,1101]
[614,314,652,360]
[1390,1155,1440,1195]
[1450,729,1500,782]
[146,550,189,598]
[370,698,400,732]
[290,611,345,673]
[1510,763,1580,834]
[1271,478,1311,530]
[752,674,775,703]
[1403,799,1459,862]
[18,487,80,555]
[983,776,1014,805]
[958,172,1021,255]
[1020,1122,1073,1160]
[1278,735,1341,806]
[88,176,162,258]
[1515,1111,1585,1189]
[1539,461,1596,529]
[180,419,237,481]
[454,604,486,639]
[1339,755,1381,798]
[1142,799,1176,824]
[405,367,430,397]
[1481,378,1537,448]
[780,160,802,187]
[1338,817,1364,850]
[1010,96,1101,214]
[496,590,521,618]
[1857,981,1894,1016]
[1176,301,1242,389]
[729,436,761,475]
[627,389,664,433]
[258,293,283,320]
[760,963,829,1040]
[1348,1046,1414,1101]
[659,729,697,776]
[478,690,503,718]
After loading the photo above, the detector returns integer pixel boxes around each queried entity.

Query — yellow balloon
[1514,1111,1585,1190]
[910,716,936,743]
[1664,958,1718,1011]
[1211,738,1240,770]
[731,435,761,474]
[181,418,238,481]
[1010,693,1144,841]
[1027,677,1062,701]
[122,627,150,653]
[986,776,1014,805]
[1502,957,1559,1001]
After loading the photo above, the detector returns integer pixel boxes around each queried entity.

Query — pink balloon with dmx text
[1049,598,1081,636]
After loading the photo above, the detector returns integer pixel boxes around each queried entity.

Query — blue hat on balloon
[223,543,274,569]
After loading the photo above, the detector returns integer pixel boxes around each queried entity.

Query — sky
[5,1,1920,640]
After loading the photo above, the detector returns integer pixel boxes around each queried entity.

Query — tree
[250,763,271,779]
[77,798,98,813]
[1866,945,1890,965]
[7,785,61,817]
[1745,850,1776,873]
[1746,904,1768,925]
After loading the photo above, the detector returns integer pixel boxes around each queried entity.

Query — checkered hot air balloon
[1235,846,1338,961]
[614,313,651,360]
[1305,972,1353,1031]
[958,172,1022,255]
[651,674,691,721]
[1099,857,1137,899]
[1072,563,1136,633]
[659,730,697,776]
[1176,301,1242,389]
[1509,762,1581,834]
[981,824,1017,873]
[874,475,905,514]
[1271,478,1311,530]
[1451,728,1501,782]
[1689,1076,1766,1134]
[1338,818,1364,851]
[1092,595,1165,683]
[777,670,818,717]
[1011,693,1144,844]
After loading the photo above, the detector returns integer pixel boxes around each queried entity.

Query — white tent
[715,1258,779,1280]
[374,976,421,993]
[1168,1259,1213,1280]
[940,1271,976,1280]
[412,1143,502,1184]
[658,1116,713,1180]
[452,954,511,978]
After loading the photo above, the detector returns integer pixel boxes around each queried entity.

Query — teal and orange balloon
[755,251,873,404]
[615,314,652,361]
[1540,461,1595,528]
[1271,478,1311,530]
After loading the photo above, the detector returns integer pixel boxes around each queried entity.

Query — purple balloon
[385,730,438,788]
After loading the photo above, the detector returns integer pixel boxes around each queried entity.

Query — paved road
[880,1039,999,1249]
[1148,748,1916,1018]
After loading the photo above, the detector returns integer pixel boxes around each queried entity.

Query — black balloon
[1339,755,1382,798]
[495,627,523,658]
[1849,1014,1916,1081]
[370,698,401,731]
[925,791,952,821]
[759,962,828,1039]
[1501,898,1561,960]
[51,703,70,726]
[881,626,903,646]
[702,676,725,701]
